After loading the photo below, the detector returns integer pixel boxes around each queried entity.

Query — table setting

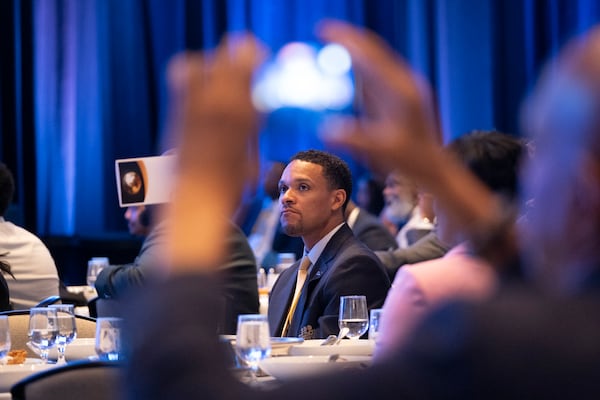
[0,309,124,397]
[228,295,381,384]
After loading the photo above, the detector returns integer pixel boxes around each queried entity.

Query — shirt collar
[305,222,345,265]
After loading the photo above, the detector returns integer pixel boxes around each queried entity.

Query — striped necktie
[281,255,311,336]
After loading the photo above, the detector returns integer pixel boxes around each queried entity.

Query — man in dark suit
[268,150,390,339]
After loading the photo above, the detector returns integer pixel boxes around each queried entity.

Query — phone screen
[252,41,356,115]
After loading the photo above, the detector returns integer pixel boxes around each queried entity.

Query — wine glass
[235,314,271,382]
[338,295,369,340]
[49,304,77,364]
[0,316,11,365]
[28,307,58,364]
[95,317,123,361]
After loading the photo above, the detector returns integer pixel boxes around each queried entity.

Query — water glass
[339,295,369,340]
[235,314,271,382]
[95,317,123,361]
[0,316,10,364]
[49,304,77,364]
[28,307,58,364]
[368,308,383,341]
[87,257,109,287]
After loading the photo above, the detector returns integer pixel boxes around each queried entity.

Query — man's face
[124,206,149,237]
[279,160,345,247]
[382,172,417,225]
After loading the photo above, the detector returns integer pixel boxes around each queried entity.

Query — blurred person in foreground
[374,130,525,360]
[381,171,434,247]
[0,162,59,309]
[124,22,600,399]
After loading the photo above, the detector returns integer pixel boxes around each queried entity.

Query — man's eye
[279,186,288,194]
[299,184,309,191]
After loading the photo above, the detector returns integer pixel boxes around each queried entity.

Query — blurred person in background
[355,173,385,216]
[0,162,60,309]
[381,171,435,248]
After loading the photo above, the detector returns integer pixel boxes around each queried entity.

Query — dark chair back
[11,360,123,400]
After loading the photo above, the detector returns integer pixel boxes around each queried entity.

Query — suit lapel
[268,261,300,336]
[288,225,353,337]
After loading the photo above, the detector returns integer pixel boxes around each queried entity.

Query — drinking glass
[87,257,109,287]
[368,308,383,341]
[28,307,58,364]
[49,304,77,364]
[235,314,271,382]
[95,317,123,361]
[338,295,369,340]
[0,316,11,365]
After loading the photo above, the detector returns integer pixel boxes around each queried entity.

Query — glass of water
[0,316,10,364]
[339,295,369,340]
[235,314,271,382]
[95,317,123,361]
[28,307,58,364]
[49,304,77,364]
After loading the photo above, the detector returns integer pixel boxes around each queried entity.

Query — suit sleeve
[316,254,391,338]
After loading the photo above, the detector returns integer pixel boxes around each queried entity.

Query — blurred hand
[164,34,267,270]
[317,20,442,179]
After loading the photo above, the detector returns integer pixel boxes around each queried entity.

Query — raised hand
[164,34,267,271]
[317,20,442,180]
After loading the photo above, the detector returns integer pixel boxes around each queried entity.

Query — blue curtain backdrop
[2,0,600,237]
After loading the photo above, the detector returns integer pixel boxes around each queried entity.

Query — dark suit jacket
[351,208,398,251]
[96,220,259,334]
[268,224,391,339]
[376,231,449,280]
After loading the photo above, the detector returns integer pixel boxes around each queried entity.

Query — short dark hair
[447,131,525,200]
[290,150,353,211]
[0,163,15,216]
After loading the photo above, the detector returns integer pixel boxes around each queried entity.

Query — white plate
[259,355,372,381]
[26,338,97,361]
[0,360,55,391]
[288,339,375,356]
[219,336,303,356]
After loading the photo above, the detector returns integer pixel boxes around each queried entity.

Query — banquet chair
[0,310,96,358]
[11,360,123,400]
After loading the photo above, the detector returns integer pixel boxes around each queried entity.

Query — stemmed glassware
[49,304,77,364]
[235,314,271,382]
[28,307,58,364]
[338,295,369,340]
[95,317,123,361]
[0,316,10,365]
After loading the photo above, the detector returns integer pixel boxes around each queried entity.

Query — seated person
[344,200,398,251]
[381,171,435,248]
[375,130,525,359]
[375,230,450,280]
[0,162,60,309]
[96,178,259,334]
[268,150,390,339]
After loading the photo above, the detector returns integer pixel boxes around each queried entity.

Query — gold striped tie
[281,255,311,336]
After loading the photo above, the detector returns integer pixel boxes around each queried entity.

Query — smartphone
[251,41,355,114]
